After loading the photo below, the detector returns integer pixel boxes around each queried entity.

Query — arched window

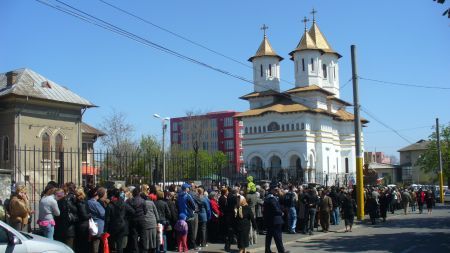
[291,124,294,131]
[286,124,289,131]
[302,58,305,71]
[258,126,261,133]
[249,127,253,134]
[281,125,285,131]
[3,136,9,161]
[296,123,300,130]
[301,123,305,130]
[260,64,263,77]
[263,126,266,132]
[42,133,50,160]
[267,122,280,132]
[245,127,248,134]
[322,64,327,78]
[253,127,257,133]
[345,158,349,174]
[55,134,63,159]
[269,64,272,76]
[311,58,314,71]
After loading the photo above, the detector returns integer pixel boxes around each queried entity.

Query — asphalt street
[194,206,450,253]
[257,207,450,253]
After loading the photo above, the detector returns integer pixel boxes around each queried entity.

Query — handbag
[89,218,98,236]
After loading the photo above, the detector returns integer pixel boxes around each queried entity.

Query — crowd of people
[0,177,438,253]
[365,186,436,225]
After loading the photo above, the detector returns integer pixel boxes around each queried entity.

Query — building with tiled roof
[236,16,366,186]
[0,68,101,199]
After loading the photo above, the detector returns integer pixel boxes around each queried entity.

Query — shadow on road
[296,231,450,252]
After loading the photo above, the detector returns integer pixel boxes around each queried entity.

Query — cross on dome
[311,8,317,22]
[301,16,310,31]
[261,24,269,37]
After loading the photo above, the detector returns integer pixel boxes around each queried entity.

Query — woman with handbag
[55,183,78,249]
[74,187,91,253]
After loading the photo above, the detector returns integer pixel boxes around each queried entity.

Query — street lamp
[153,114,170,189]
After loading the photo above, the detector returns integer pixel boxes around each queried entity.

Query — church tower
[289,12,342,97]
[248,24,283,92]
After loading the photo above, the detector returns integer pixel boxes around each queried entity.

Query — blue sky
[1,0,449,158]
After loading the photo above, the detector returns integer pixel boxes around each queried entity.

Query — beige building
[0,68,101,201]
[367,162,400,185]
[398,139,436,184]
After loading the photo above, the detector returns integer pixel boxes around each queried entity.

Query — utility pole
[351,45,364,220]
[436,118,444,204]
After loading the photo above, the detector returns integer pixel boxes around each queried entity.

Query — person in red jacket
[208,191,222,243]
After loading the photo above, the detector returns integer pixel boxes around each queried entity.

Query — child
[174,213,188,253]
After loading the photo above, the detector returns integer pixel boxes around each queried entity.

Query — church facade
[236,18,367,186]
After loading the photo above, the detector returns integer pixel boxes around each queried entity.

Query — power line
[98,0,298,86]
[364,125,433,134]
[360,105,413,144]
[359,76,450,90]
[36,0,358,141]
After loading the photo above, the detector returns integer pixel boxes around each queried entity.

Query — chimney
[6,71,18,86]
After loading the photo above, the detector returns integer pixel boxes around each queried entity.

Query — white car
[0,220,73,253]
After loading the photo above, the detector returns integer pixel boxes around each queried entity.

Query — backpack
[284,192,295,208]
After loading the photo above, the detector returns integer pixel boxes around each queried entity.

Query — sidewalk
[196,221,348,253]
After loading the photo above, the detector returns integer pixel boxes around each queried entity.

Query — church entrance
[269,156,284,182]
[249,156,264,180]
[289,155,303,184]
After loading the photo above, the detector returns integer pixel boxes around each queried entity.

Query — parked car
[0,220,73,253]
[445,191,450,202]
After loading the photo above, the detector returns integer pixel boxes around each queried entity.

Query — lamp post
[153,114,170,189]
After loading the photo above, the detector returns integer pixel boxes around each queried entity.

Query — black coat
[166,199,178,226]
[263,194,284,226]
[342,196,356,219]
[54,193,78,240]
[75,199,91,236]
[105,199,135,238]
[154,199,171,224]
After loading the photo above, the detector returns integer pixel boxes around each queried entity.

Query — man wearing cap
[177,183,199,250]
[263,183,290,253]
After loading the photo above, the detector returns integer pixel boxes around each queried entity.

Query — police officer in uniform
[263,183,290,253]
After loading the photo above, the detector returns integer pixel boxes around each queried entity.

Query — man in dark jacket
[263,183,290,253]
[224,187,239,252]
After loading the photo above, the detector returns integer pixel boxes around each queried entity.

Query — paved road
[193,206,450,253]
[257,208,450,253]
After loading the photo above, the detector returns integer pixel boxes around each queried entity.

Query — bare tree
[100,109,136,155]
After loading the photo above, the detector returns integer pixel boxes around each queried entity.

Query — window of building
[311,58,314,71]
[172,133,178,142]
[301,123,305,130]
[253,127,257,133]
[210,118,217,128]
[82,143,88,162]
[42,133,50,160]
[322,64,327,78]
[296,123,300,130]
[172,122,178,131]
[224,117,233,127]
[269,64,272,76]
[55,134,63,159]
[268,122,280,131]
[225,140,234,150]
[245,127,248,134]
[302,58,305,71]
[249,127,253,134]
[202,142,209,150]
[286,124,290,131]
[224,129,234,138]
[2,136,9,161]
[263,126,266,132]
[260,64,263,77]
[258,126,261,133]
[281,125,285,131]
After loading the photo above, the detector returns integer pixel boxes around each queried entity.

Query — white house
[236,19,367,186]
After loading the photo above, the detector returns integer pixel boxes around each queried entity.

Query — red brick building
[170,111,243,171]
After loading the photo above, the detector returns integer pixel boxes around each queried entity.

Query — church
[236,15,367,186]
